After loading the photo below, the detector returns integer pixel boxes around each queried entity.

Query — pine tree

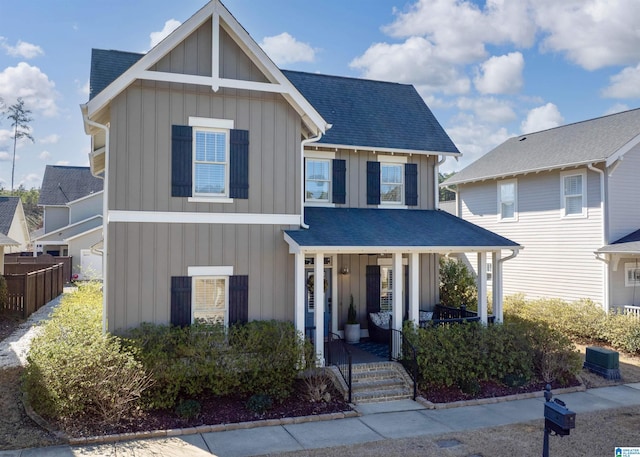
[6,98,34,193]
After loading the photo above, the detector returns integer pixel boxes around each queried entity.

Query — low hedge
[23,283,152,424]
[504,294,640,355]
[404,320,581,391]
[124,320,314,409]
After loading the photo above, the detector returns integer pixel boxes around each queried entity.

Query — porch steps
[351,362,414,403]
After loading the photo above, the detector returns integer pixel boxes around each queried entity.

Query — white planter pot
[344,323,361,344]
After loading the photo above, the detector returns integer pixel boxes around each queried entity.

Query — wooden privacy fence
[2,263,65,318]
[4,254,72,283]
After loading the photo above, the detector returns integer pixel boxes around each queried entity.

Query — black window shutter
[229,275,249,325]
[367,161,381,205]
[229,129,249,199]
[366,265,381,314]
[170,276,192,327]
[405,163,418,206]
[332,159,346,204]
[171,125,193,197]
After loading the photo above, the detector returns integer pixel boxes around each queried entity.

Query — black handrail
[327,332,352,403]
[388,316,418,400]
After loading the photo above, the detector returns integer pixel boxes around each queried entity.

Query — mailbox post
[542,384,576,457]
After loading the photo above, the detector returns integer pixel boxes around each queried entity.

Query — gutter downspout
[81,104,110,333]
[494,247,520,322]
[434,155,446,210]
[300,133,323,229]
[588,163,608,312]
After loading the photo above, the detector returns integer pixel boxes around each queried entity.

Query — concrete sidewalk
[2,383,640,457]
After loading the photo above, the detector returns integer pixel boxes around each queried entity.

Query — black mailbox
[544,399,576,436]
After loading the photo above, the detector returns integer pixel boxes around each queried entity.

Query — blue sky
[1,0,640,189]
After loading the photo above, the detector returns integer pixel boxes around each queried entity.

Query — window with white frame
[381,163,404,204]
[561,171,586,217]
[625,263,640,287]
[193,276,228,324]
[193,128,229,197]
[380,266,393,312]
[305,159,331,202]
[498,180,517,221]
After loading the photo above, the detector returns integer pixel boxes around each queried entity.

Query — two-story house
[81,0,518,362]
[443,108,640,312]
[0,196,30,254]
[34,165,104,279]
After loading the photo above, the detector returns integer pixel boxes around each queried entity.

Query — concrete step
[352,377,407,391]
[348,362,415,404]
[352,368,399,382]
[353,387,414,403]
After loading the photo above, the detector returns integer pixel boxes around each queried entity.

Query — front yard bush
[125,320,314,409]
[404,319,581,390]
[439,257,478,309]
[23,283,153,425]
[504,294,640,355]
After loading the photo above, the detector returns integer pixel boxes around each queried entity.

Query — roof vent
[519,136,527,141]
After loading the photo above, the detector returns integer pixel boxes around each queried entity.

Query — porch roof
[598,228,640,254]
[285,207,520,253]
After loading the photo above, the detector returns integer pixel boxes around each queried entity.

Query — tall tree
[6,98,34,194]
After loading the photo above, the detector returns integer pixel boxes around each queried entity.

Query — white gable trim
[66,190,104,206]
[86,0,327,136]
[311,142,460,157]
[606,132,640,168]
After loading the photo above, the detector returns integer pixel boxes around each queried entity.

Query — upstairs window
[367,157,417,207]
[381,163,404,204]
[561,171,586,217]
[306,159,331,202]
[498,180,517,221]
[194,129,228,196]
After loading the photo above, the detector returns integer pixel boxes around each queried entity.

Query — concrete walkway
[2,383,640,457]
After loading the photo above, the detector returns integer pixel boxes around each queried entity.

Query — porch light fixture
[340,266,350,275]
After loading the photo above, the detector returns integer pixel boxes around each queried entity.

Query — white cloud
[534,0,640,70]
[601,64,640,98]
[0,151,11,161]
[350,37,470,94]
[0,37,44,59]
[0,129,11,144]
[474,52,524,95]
[455,97,517,124]
[149,19,181,49]
[39,150,51,160]
[0,62,58,116]
[260,32,316,65]
[55,160,70,166]
[39,134,60,145]
[75,79,90,97]
[604,103,630,115]
[520,103,564,134]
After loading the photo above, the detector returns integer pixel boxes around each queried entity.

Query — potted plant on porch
[344,295,360,344]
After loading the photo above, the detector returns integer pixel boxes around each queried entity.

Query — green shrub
[0,275,8,308]
[23,283,152,425]
[125,319,314,409]
[175,399,201,419]
[439,257,477,309]
[246,393,273,415]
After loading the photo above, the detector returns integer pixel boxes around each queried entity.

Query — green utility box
[583,346,621,380]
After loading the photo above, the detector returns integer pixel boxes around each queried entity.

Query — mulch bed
[52,379,352,438]
[420,377,582,404]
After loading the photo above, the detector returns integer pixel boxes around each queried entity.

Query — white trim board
[108,210,300,225]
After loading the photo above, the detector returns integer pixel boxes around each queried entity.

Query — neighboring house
[0,233,20,275]
[443,108,640,312]
[34,165,104,279]
[81,0,518,362]
[0,196,30,253]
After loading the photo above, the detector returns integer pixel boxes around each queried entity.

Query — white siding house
[444,108,640,311]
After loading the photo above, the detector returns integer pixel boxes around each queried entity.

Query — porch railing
[420,304,495,328]
[624,305,640,319]
[388,317,418,400]
[326,332,352,403]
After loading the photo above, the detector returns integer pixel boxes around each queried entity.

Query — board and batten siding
[107,222,296,331]
[68,192,102,225]
[328,150,435,209]
[43,207,70,233]
[607,145,640,243]
[459,167,604,303]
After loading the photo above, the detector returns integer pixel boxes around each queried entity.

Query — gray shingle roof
[446,108,640,186]
[0,232,19,246]
[282,70,460,154]
[0,196,19,236]
[598,228,640,254]
[88,50,460,154]
[285,207,519,249]
[90,49,143,100]
[38,166,103,206]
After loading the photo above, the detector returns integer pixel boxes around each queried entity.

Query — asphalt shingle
[38,165,103,206]
[0,196,19,236]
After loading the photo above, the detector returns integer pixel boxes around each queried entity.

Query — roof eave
[313,142,460,157]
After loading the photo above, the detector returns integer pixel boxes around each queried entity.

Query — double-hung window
[306,159,331,202]
[193,276,228,325]
[367,156,416,207]
[625,263,640,287]
[561,171,586,217]
[498,179,517,221]
[194,129,229,197]
[381,163,404,204]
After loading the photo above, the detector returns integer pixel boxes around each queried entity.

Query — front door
[305,268,332,340]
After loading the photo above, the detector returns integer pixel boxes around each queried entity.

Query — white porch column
[392,252,403,331]
[492,251,504,323]
[409,252,420,325]
[331,254,338,336]
[294,252,305,340]
[477,252,488,325]
[314,252,325,366]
